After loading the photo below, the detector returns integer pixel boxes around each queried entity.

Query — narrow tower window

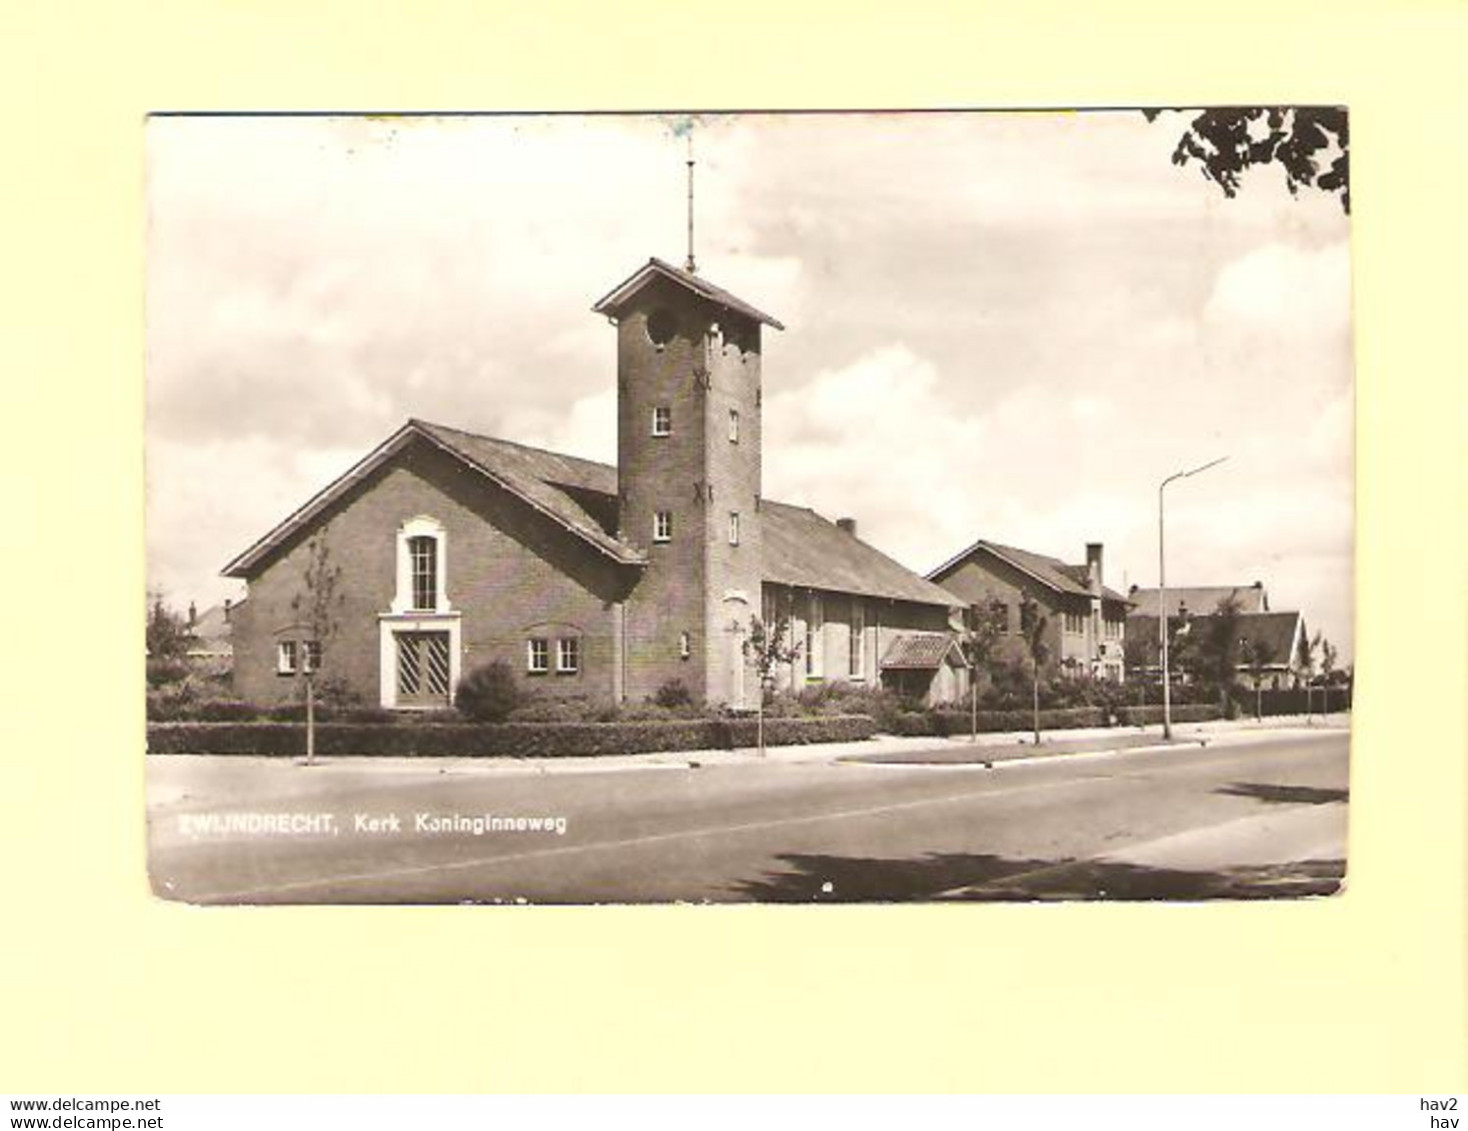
[679,631,691,660]
[728,408,740,443]
[653,511,673,543]
[728,511,740,545]
[652,406,672,436]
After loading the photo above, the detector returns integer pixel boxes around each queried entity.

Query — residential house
[1125,583,1307,689]
[182,599,238,676]
[926,540,1130,683]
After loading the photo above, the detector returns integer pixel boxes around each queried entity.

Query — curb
[841,737,1211,772]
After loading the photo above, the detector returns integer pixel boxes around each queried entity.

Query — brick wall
[761,583,953,696]
[615,280,710,704]
[233,440,636,708]
[613,277,767,707]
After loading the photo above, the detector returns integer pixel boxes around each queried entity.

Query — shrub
[146,656,192,689]
[508,696,597,724]
[653,678,695,709]
[264,701,335,723]
[191,698,259,722]
[763,682,905,730]
[339,705,397,725]
[455,660,522,723]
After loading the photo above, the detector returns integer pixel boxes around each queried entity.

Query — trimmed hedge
[887,704,1227,735]
[1115,704,1223,727]
[146,714,876,758]
[890,707,1110,737]
[1252,687,1352,716]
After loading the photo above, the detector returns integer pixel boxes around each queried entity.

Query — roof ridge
[411,418,616,476]
[983,539,1072,569]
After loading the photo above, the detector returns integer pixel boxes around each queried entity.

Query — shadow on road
[729,850,1345,902]
[1214,782,1349,806]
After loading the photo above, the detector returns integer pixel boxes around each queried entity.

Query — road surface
[147,729,1348,904]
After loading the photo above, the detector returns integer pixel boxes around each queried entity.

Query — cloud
[1204,240,1352,332]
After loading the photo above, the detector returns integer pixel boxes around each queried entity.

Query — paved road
[147,729,1348,904]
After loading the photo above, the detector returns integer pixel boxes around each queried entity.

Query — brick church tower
[592,258,784,706]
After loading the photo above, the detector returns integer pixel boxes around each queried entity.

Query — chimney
[1085,543,1103,596]
[224,598,232,624]
[836,517,857,538]
[188,600,197,627]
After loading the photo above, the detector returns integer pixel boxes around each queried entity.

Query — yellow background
[2,0,1464,1093]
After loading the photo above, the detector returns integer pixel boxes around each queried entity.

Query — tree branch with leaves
[1146,106,1349,213]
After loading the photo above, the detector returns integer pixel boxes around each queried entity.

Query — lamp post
[1159,456,1228,740]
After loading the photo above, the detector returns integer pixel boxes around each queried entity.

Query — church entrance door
[395,631,452,708]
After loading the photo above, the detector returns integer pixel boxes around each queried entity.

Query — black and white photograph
[145,109,1353,904]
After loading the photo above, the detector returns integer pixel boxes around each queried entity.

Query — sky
[146,111,1354,660]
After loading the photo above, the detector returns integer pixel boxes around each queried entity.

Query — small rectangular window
[728,511,740,545]
[557,637,580,674]
[303,640,322,673]
[652,406,672,436]
[527,638,549,674]
[729,408,740,443]
[276,640,298,675]
[654,511,673,542]
[679,631,691,660]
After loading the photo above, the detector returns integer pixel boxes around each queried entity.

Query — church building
[224,257,965,710]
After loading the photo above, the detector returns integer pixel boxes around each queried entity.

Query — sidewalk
[146,713,1351,797]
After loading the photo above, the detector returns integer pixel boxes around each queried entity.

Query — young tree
[743,614,802,757]
[961,600,1005,743]
[1018,593,1050,745]
[1320,637,1339,714]
[1239,637,1276,722]
[1196,594,1244,717]
[1297,627,1321,724]
[289,528,344,766]
[1122,630,1154,716]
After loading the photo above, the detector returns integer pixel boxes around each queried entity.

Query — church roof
[592,257,785,330]
[929,539,1130,604]
[222,419,644,577]
[223,419,958,609]
[761,500,961,607]
[1128,584,1269,618]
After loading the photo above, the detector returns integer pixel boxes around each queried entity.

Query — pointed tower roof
[591,257,785,330]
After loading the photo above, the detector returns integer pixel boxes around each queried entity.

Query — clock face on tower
[645,307,678,347]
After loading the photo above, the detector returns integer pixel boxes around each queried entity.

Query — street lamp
[1159,456,1228,740]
